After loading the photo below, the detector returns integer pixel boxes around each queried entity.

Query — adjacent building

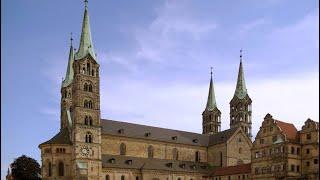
[251,114,319,180]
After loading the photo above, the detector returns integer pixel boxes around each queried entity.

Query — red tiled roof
[212,164,251,176]
[275,120,298,142]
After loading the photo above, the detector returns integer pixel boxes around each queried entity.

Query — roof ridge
[101,119,206,136]
[275,119,297,129]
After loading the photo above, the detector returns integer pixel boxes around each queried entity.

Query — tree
[10,155,41,180]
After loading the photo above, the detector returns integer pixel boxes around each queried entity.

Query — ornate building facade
[251,114,319,180]
[36,2,318,180]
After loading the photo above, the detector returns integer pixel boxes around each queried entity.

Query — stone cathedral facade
[38,2,258,180]
[38,2,252,180]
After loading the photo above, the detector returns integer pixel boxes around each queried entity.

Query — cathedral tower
[60,35,74,131]
[71,1,102,179]
[229,50,252,137]
[202,68,221,135]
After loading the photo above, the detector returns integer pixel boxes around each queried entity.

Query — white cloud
[101,72,319,139]
[134,0,218,63]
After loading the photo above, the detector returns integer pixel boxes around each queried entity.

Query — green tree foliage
[11,155,41,180]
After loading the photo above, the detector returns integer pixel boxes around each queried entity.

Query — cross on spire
[240,49,243,62]
[70,32,73,46]
[210,66,213,78]
[84,0,88,8]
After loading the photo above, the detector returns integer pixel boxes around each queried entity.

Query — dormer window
[145,132,151,137]
[190,165,196,169]
[118,129,124,134]
[180,164,185,168]
[126,160,132,165]
[172,136,177,140]
[192,139,198,143]
[109,158,115,164]
[166,162,173,168]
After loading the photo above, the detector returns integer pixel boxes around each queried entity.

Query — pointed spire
[234,49,247,99]
[62,34,75,87]
[205,67,217,111]
[75,0,96,60]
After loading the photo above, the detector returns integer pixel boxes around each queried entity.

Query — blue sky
[2,0,319,179]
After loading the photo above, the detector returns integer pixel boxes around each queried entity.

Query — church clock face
[80,146,89,156]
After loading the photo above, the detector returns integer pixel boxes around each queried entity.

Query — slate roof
[211,163,251,176]
[39,128,72,146]
[102,154,214,173]
[275,120,299,143]
[208,127,238,146]
[101,119,239,147]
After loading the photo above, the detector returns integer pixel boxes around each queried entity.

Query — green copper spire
[75,0,96,60]
[62,35,74,87]
[205,67,217,111]
[234,49,247,99]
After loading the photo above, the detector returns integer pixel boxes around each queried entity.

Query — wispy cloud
[101,72,318,137]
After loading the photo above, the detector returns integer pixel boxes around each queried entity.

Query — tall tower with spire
[202,67,221,135]
[229,50,252,137]
[70,0,102,179]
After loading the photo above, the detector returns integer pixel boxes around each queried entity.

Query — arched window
[105,175,110,180]
[48,162,52,177]
[148,145,154,158]
[172,148,178,160]
[89,117,93,126]
[87,63,91,75]
[58,162,64,176]
[195,151,200,162]
[220,152,223,167]
[92,69,95,76]
[85,132,92,143]
[63,90,67,98]
[84,83,88,91]
[88,84,93,92]
[84,100,93,109]
[239,148,242,154]
[120,143,126,155]
[121,175,125,180]
[85,116,89,125]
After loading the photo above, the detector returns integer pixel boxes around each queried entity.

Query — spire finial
[210,66,213,78]
[70,32,73,46]
[84,0,88,8]
[240,49,243,62]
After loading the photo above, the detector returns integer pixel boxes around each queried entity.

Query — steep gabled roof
[39,128,72,146]
[275,120,299,143]
[208,127,238,146]
[101,119,209,146]
[211,163,251,176]
[101,119,240,147]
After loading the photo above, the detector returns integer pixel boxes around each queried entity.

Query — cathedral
[38,2,254,180]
